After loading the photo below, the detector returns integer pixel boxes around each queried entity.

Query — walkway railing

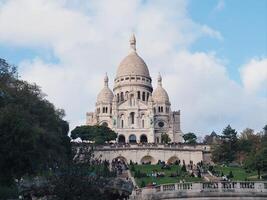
[72,142,210,151]
[132,181,267,199]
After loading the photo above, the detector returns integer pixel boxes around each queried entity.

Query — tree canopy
[183,132,197,144]
[211,124,267,179]
[0,59,71,186]
[161,133,171,144]
[71,125,117,144]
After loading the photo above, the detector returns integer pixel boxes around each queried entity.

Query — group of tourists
[111,158,128,175]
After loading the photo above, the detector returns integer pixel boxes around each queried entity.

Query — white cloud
[240,57,267,94]
[0,0,266,134]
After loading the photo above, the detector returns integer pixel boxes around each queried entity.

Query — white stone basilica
[86,34,183,143]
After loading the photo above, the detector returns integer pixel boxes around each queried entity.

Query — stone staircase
[202,170,221,182]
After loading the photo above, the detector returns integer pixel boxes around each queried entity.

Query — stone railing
[131,181,267,199]
[85,143,210,151]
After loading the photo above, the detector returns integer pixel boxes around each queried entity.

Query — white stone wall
[93,148,204,165]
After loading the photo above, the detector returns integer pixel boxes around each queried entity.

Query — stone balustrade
[132,181,267,199]
[72,142,211,152]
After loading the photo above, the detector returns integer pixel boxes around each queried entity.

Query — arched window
[140,134,148,143]
[121,119,124,128]
[129,134,137,143]
[142,92,146,101]
[137,91,141,99]
[130,112,135,124]
[142,120,144,128]
[147,92,149,101]
[102,107,105,113]
[158,106,160,112]
[161,107,163,112]
[118,135,125,143]
[120,92,124,101]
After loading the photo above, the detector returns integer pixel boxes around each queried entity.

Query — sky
[0,0,266,136]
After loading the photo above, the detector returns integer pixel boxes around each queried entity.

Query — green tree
[245,148,267,179]
[71,125,117,145]
[183,132,197,144]
[161,133,171,144]
[0,59,71,186]
[237,128,261,164]
[244,125,267,179]
[212,125,238,163]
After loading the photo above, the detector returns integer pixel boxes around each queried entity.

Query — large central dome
[115,34,151,79]
[116,51,150,78]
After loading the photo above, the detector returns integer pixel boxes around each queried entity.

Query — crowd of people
[111,158,128,175]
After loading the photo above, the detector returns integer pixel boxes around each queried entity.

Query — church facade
[86,35,183,144]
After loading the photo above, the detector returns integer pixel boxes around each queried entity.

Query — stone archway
[118,135,125,143]
[112,156,128,163]
[140,155,156,164]
[140,134,148,143]
[167,156,180,165]
[101,122,108,127]
[129,134,137,143]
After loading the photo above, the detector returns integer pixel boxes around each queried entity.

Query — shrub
[130,165,135,172]
[141,180,146,188]
[0,185,18,199]
[228,171,234,179]
[181,164,186,172]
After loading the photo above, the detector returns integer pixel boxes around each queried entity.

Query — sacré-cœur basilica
[83,34,211,165]
[86,34,183,144]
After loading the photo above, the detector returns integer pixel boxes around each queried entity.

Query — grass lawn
[214,165,258,181]
[130,164,202,187]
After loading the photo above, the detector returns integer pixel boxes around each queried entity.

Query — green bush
[0,185,18,199]
[141,180,146,188]
[228,171,234,179]
[181,164,186,172]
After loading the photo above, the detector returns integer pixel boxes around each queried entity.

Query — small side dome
[152,74,169,103]
[97,74,114,103]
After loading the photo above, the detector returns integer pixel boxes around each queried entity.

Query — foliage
[52,162,120,200]
[0,185,18,199]
[71,125,117,145]
[212,125,238,163]
[134,170,147,178]
[131,164,202,187]
[214,165,258,181]
[161,133,171,144]
[181,164,187,172]
[0,59,71,186]
[244,146,267,179]
[228,171,234,179]
[183,132,197,144]
[140,180,146,188]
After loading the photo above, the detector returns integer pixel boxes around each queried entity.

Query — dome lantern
[158,73,162,86]
[104,72,108,87]
[130,33,136,52]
